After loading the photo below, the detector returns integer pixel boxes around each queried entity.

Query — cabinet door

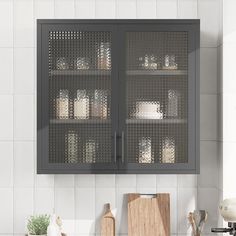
[118,24,199,173]
[37,23,118,173]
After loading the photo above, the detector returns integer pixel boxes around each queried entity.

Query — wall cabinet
[37,20,200,174]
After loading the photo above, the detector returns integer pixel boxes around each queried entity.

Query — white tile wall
[0,48,13,94]
[157,0,178,19]
[0,95,13,140]
[14,48,34,94]
[0,0,221,235]
[0,142,13,187]
[0,0,13,47]
[14,0,34,48]
[14,141,34,188]
[178,0,197,19]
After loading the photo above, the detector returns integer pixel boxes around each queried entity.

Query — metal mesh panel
[126,31,188,164]
[48,31,112,163]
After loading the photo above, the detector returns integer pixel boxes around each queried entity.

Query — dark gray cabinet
[37,20,200,174]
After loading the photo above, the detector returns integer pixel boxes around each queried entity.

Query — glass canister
[138,137,154,163]
[56,89,69,119]
[74,90,89,119]
[91,90,108,119]
[83,139,97,163]
[161,137,175,163]
[56,57,69,70]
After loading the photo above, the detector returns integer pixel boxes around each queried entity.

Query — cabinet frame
[37,19,200,174]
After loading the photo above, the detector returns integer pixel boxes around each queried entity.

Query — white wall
[0,0,220,235]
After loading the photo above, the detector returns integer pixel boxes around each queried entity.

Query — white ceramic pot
[219,198,236,222]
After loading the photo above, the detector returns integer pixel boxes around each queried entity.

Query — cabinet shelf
[50,70,111,76]
[126,119,187,124]
[127,70,187,76]
[50,119,110,124]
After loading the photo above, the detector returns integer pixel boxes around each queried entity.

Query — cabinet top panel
[37,19,200,25]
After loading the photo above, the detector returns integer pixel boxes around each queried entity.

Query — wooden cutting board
[128,193,170,236]
[101,203,115,236]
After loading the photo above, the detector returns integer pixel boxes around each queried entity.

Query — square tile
[0,0,13,47]
[75,0,95,18]
[35,174,54,188]
[0,188,13,233]
[198,188,219,234]
[0,48,13,94]
[55,175,75,188]
[200,48,218,94]
[136,174,156,188]
[55,0,75,18]
[223,0,236,43]
[35,187,54,214]
[177,188,197,234]
[35,0,54,18]
[200,95,218,140]
[157,188,177,234]
[14,48,34,94]
[76,174,95,188]
[223,43,236,94]
[178,175,197,188]
[116,187,136,234]
[0,142,13,187]
[0,95,13,140]
[14,0,34,47]
[75,188,95,234]
[198,0,220,47]
[14,95,34,141]
[116,175,136,188]
[14,188,34,234]
[223,93,236,142]
[156,175,177,188]
[178,0,197,19]
[95,174,115,188]
[14,141,34,187]
[198,141,218,188]
[55,188,75,222]
[157,0,177,19]
[222,142,236,197]
[95,188,116,234]
[137,0,156,18]
[116,0,136,18]
[95,0,116,18]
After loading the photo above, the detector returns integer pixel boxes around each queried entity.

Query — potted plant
[27,214,50,236]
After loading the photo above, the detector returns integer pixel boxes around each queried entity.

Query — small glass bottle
[56,89,69,119]
[74,90,89,119]
[97,42,111,70]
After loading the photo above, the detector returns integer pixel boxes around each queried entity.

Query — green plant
[27,215,50,235]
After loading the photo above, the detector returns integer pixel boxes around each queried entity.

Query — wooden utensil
[101,203,115,236]
[128,193,170,236]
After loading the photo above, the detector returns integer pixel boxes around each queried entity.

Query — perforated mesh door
[125,31,188,164]
[48,31,112,164]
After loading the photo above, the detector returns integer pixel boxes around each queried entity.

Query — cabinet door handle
[114,131,117,163]
[122,131,125,163]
